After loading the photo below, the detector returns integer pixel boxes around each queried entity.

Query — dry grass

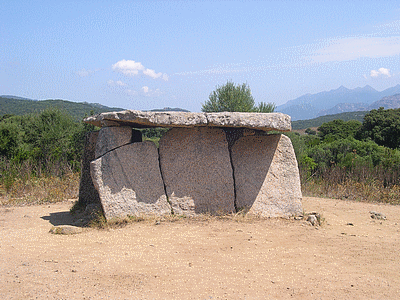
[300,163,400,205]
[0,172,80,206]
[302,178,400,205]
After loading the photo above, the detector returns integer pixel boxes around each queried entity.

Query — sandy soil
[1,197,399,300]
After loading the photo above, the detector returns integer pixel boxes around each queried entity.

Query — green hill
[292,111,368,130]
[0,97,124,120]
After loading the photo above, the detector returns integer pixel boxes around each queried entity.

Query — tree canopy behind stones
[318,119,362,142]
[356,107,400,150]
[201,81,276,113]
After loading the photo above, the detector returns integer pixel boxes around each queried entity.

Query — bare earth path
[1,197,399,299]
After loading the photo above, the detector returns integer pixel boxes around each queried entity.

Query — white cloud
[141,86,162,97]
[116,80,127,86]
[77,68,97,77]
[308,36,400,63]
[143,68,162,79]
[370,67,391,77]
[126,89,137,96]
[112,59,168,81]
[107,79,127,86]
[112,60,145,76]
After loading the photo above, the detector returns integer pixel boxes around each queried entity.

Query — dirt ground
[1,197,399,300]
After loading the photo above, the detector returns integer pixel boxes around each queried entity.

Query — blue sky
[1,1,400,112]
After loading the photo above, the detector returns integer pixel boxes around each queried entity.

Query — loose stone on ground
[49,225,83,235]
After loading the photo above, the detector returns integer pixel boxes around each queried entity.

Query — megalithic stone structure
[78,110,302,220]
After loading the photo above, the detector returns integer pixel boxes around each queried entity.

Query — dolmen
[79,110,302,220]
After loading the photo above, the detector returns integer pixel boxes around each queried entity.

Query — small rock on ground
[49,225,83,235]
[369,211,386,220]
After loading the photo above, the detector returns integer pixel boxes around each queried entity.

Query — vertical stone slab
[78,131,101,208]
[91,141,171,220]
[159,127,235,216]
[95,126,138,158]
[231,134,302,217]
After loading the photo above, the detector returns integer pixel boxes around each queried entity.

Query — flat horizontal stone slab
[84,110,291,132]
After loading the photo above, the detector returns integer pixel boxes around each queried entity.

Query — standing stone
[159,127,235,216]
[78,131,101,207]
[231,134,302,217]
[95,126,139,159]
[91,141,171,220]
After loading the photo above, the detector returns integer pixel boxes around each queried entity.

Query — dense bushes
[0,109,96,203]
[356,107,400,149]
[286,108,400,204]
[317,119,361,141]
[0,108,95,173]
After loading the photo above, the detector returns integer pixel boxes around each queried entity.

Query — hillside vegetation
[0,97,123,121]
[288,108,400,203]
[0,108,96,204]
[292,111,368,130]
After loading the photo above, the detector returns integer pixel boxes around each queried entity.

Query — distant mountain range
[0,95,37,101]
[277,84,400,120]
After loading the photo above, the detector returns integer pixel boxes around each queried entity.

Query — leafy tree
[318,119,361,142]
[299,155,317,178]
[201,81,275,113]
[255,101,276,113]
[305,137,400,171]
[140,128,169,139]
[0,108,96,172]
[356,107,400,149]
[0,122,20,158]
[305,128,317,135]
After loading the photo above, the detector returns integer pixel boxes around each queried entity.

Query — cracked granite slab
[84,110,291,132]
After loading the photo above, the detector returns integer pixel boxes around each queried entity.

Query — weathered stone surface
[84,110,291,132]
[159,127,235,215]
[85,110,207,128]
[95,126,137,158]
[231,134,302,217]
[78,131,101,207]
[206,112,291,131]
[91,141,171,220]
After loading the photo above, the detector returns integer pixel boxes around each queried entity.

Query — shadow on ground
[41,211,79,226]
